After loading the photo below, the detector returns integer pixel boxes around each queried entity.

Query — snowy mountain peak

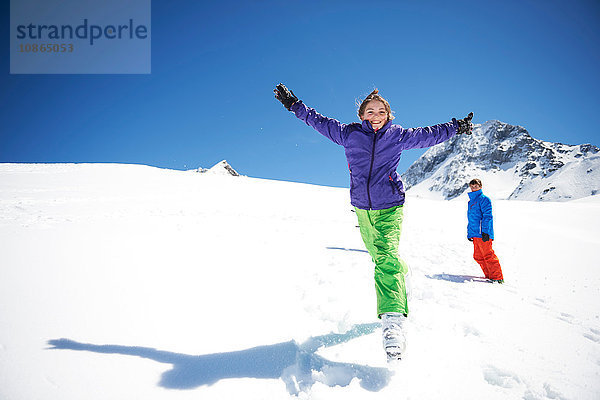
[479,119,530,141]
[402,120,600,201]
[197,160,240,176]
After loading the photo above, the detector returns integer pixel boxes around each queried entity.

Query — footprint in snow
[582,328,600,343]
[482,365,522,389]
[557,312,574,324]
[462,323,481,337]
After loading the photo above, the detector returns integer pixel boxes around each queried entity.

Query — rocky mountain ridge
[401,120,600,201]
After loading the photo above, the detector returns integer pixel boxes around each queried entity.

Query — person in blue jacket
[467,178,504,283]
[275,83,473,361]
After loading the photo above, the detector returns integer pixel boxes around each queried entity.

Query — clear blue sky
[1,0,599,187]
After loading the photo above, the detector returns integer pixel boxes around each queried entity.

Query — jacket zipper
[366,132,377,209]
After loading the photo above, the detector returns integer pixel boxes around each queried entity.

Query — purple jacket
[291,101,459,210]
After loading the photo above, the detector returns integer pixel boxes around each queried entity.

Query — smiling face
[360,100,389,131]
[469,183,482,192]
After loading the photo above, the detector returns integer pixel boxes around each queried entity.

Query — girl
[274,84,473,361]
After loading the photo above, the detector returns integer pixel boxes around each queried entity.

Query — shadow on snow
[326,246,368,253]
[426,273,491,283]
[47,323,391,395]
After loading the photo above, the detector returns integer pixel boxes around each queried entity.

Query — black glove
[468,237,473,242]
[274,83,298,111]
[481,232,490,242]
[455,112,474,135]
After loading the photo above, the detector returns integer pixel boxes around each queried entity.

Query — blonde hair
[357,89,394,121]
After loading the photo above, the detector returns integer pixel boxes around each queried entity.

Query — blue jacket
[467,190,494,239]
[291,101,459,210]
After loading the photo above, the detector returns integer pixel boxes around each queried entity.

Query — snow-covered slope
[1,163,599,400]
[402,120,600,201]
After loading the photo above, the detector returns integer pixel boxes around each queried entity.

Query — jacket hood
[468,189,483,200]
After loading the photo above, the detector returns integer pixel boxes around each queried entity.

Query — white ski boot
[381,312,407,362]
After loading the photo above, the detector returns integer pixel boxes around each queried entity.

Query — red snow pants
[472,237,504,280]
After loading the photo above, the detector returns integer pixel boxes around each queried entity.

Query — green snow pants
[355,205,409,318]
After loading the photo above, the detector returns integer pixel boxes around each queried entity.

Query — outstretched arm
[398,112,473,150]
[274,83,346,146]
